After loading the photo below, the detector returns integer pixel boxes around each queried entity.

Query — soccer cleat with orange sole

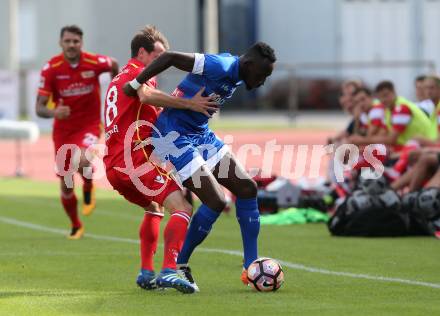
[241,269,249,285]
[82,187,96,216]
[67,226,84,240]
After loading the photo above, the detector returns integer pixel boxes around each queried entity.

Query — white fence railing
[0,59,436,130]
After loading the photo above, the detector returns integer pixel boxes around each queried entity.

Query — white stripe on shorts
[177,145,230,182]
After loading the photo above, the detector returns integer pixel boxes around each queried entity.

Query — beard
[65,49,80,62]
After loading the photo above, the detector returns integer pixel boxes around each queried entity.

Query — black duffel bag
[403,188,440,237]
[328,189,410,236]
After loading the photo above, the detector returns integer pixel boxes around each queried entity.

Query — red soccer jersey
[391,104,412,133]
[368,103,387,129]
[103,58,160,170]
[38,51,112,132]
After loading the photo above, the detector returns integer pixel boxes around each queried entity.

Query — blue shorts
[152,128,229,182]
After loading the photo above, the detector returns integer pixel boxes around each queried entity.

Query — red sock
[83,179,92,193]
[162,211,191,270]
[81,173,93,193]
[393,152,409,175]
[394,144,419,174]
[139,212,163,271]
[61,192,81,228]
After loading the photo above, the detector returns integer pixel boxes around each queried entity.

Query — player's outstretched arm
[138,85,218,118]
[123,51,195,96]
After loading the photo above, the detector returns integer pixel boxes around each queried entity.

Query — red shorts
[53,127,100,176]
[53,127,100,153]
[106,161,181,208]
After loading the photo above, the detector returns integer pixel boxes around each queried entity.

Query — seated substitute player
[391,76,440,191]
[124,42,276,290]
[415,75,427,103]
[104,26,218,293]
[352,87,387,138]
[412,76,440,147]
[348,81,437,183]
[36,25,119,239]
[348,81,436,153]
[327,80,363,144]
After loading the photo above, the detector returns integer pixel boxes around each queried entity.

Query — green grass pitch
[0,178,439,315]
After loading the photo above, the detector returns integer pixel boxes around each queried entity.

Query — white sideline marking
[0,251,135,257]
[3,195,140,221]
[1,215,440,290]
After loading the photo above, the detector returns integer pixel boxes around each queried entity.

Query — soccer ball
[247,258,284,292]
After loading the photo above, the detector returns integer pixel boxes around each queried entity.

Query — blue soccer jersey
[152,53,243,181]
[156,53,243,134]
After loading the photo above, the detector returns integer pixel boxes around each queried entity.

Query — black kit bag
[403,188,440,237]
[328,189,410,237]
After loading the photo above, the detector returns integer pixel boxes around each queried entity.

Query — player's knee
[180,200,193,215]
[60,180,73,195]
[235,178,258,199]
[165,193,193,215]
[145,202,164,215]
[78,156,91,170]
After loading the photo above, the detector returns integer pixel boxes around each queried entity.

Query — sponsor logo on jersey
[60,83,94,97]
[81,70,95,79]
[56,75,71,80]
[221,84,229,92]
[209,92,225,105]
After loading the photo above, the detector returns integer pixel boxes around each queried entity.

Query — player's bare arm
[35,95,53,118]
[110,58,119,78]
[35,96,70,120]
[137,85,218,118]
[349,131,398,146]
[411,136,438,147]
[366,124,380,138]
[123,51,195,96]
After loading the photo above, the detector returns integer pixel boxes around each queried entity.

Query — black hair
[375,80,395,93]
[60,25,83,38]
[247,42,276,63]
[353,87,372,96]
[415,75,427,83]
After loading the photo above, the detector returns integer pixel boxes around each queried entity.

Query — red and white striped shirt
[391,104,412,133]
[368,104,386,129]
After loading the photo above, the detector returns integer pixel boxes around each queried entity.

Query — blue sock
[236,198,260,269]
[177,204,220,265]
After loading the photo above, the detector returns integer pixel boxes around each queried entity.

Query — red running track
[0,130,334,188]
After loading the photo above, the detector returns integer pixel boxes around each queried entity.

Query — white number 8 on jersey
[105,85,118,127]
